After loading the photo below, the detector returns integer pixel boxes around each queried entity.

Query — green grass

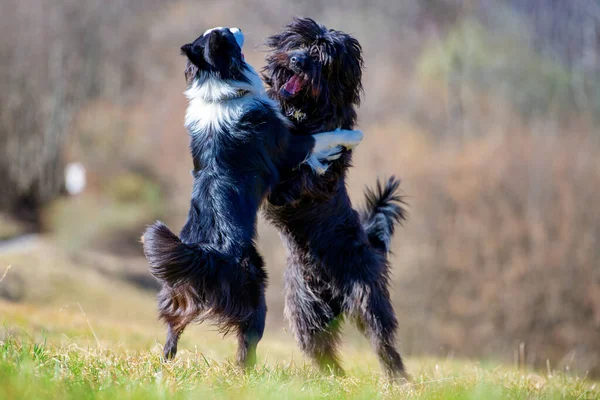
[1,335,597,400]
[0,243,598,399]
[1,303,597,400]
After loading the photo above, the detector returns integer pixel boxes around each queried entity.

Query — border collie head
[181,27,264,102]
[262,18,364,120]
[182,27,245,82]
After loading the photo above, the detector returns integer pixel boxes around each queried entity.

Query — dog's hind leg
[303,314,345,376]
[163,322,184,360]
[236,286,267,368]
[235,248,268,369]
[348,282,408,381]
[284,267,344,375]
[158,286,199,361]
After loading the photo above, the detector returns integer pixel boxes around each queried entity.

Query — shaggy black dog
[142,27,362,367]
[262,18,409,379]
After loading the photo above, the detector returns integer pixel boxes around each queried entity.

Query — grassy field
[1,322,597,400]
[0,243,598,399]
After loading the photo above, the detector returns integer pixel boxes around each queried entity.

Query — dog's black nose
[290,54,306,68]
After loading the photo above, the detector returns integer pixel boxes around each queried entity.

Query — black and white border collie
[142,27,363,367]
[262,18,409,380]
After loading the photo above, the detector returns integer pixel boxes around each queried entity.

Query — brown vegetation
[1,0,599,376]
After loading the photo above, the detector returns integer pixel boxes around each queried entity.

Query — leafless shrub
[1,0,600,376]
[0,0,162,225]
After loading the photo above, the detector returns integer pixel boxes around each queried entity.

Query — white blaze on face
[202,26,223,36]
[202,26,244,49]
[229,27,244,48]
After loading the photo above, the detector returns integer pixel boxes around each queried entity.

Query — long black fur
[142,28,325,368]
[360,177,408,254]
[262,18,409,379]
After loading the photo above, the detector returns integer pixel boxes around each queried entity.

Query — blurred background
[1,0,599,377]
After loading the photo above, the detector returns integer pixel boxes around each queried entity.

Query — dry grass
[0,241,598,399]
[2,0,600,383]
[1,299,598,400]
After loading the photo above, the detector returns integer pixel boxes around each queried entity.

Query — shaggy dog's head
[263,18,364,131]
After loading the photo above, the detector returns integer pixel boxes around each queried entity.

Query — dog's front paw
[311,129,363,155]
[304,145,344,175]
[336,129,363,149]
[322,145,343,161]
[304,154,329,175]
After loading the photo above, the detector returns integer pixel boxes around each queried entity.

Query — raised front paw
[320,145,343,161]
[335,129,363,149]
[311,129,364,154]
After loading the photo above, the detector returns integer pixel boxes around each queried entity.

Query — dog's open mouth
[281,74,307,98]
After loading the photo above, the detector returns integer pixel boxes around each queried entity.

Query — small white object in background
[64,162,86,195]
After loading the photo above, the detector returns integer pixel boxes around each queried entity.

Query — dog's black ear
[266,33,284,49]
[343,35,363,75]
[206,30,225,61]
[341,34,364,105]
[205,30,242,76]
[290,17,321,37]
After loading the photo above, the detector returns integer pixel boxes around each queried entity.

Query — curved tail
[142,221,225,287]
[360,176,407,254]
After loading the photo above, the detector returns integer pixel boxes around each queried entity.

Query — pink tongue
[284,75,303,94]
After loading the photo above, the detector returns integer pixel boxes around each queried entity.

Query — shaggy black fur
[262,18,409,379]
[142,27,354,368]
[360,178,407,254]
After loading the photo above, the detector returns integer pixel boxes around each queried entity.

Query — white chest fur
[184,95,252,134]
[184,69,273,135]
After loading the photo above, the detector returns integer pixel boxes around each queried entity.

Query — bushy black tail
[360,176,407,254]
[142,221,225,287]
